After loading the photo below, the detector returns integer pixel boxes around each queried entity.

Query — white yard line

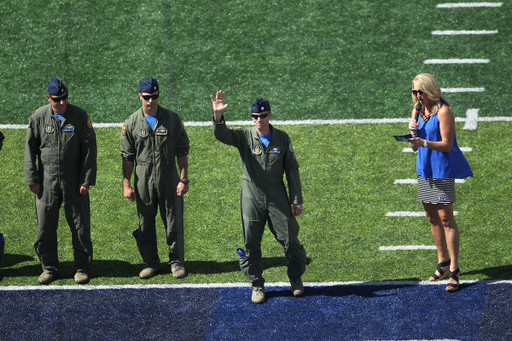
[2,115,510,130]
[442,88,485,93]
[431,30,498,35]
[379,245,437,251]
[402,147,472,153]
[386,211,459,217]
[424,59,490,64]
[0,279,509,291]
[464,109,479,130]
[436,2,502,8]
[393,179,465,184]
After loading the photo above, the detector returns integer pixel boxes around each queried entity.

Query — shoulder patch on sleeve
[28,117,32,128]
[121,123,126,136]
[87,118,92,128]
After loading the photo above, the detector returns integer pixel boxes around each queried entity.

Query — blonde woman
[408,74,473,292]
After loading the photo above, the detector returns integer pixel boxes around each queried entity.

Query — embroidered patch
[155,128,167,136]
[140,129,148,138]
[121,123,126,136]
[87,118,92,128]
[46,124,55,133]
[253,146,262,155]
[269,147,280,153]
[28,117,32,128]
[439,193,447,202]
[63,124,75,132]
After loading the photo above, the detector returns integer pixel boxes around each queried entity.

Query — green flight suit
[213,117,307,289]
[120,106,189,268]
[24,103,97,273]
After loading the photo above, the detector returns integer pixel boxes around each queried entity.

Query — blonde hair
[412,73,450,115]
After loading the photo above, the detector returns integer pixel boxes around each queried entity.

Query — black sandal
[429,260,450,281]
[446,269,461,292]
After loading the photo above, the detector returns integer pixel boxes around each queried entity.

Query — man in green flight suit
[121,77,190,280]
[211,90,307,304]
[24,77,97,285]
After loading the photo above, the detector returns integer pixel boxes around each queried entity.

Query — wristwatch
[423,140,428,148]
[179,179,190,185]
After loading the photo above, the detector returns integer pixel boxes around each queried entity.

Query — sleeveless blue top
[417,105,473,179]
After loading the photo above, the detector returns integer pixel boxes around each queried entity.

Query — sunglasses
[412,89,425,96]
[251,113,269,119]
[50,93,68,102]
[141,94,159,101]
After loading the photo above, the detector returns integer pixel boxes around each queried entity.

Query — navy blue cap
[139,77,159,93]
[251,98,271,113]
[47,77,67,96]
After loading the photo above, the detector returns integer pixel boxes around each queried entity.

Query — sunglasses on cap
[251,113,269,119]
[412,89,425,96]
[50,92,68,102]
[141,94,159,101]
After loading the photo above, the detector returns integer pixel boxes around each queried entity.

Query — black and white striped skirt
[417,175,456,204]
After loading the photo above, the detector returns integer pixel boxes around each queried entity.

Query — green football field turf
[0,0,510,285]
[0,0,509,125]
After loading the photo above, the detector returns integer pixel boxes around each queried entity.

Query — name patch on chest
[269,147,280,153]
[155,128,167,136]
[63,124,75,132]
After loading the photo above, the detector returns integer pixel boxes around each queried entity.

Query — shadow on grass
[0,259,142,280]
[1,253,34,268]
[266,277,492,300]
[463,265,512,280]
[186,257,312,275]
[0,255,312,281]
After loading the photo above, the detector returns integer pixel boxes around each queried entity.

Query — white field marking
[478,117,512,122]
[2,116,512,130]
[436,2,502,7]
[0,279,509,291]
[442,87,485,93]
[386,211,459,217]
[0,119,411,130]
[432,30,498,35]
[464,109,479,130]
[424,59,490,64]
[393,179,465,184]
[379,245,437,251]
[402,147,472,153]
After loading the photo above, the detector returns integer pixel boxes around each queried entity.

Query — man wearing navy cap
[211,90,307,304]
[24,77,97,285]
[121,77,190,279]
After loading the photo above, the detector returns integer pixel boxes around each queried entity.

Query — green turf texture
[0,0,509,124]
[0,0,510,285]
